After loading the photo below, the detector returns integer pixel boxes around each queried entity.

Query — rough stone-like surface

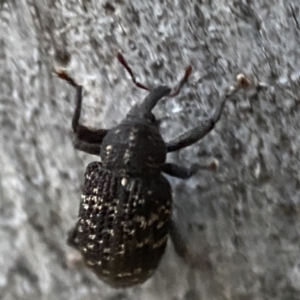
[1,1,300,299]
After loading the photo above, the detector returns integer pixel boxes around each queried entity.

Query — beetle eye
[149,114,156,123]
[144,113,156,123]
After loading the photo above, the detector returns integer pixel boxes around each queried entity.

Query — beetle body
[70,112,172,287]
[56,55,248,287]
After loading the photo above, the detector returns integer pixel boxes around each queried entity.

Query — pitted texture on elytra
[71,161,172,287]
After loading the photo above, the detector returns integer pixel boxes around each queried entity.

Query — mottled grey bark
[1,0,300,299]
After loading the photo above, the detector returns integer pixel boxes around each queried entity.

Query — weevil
[55,53,249,288]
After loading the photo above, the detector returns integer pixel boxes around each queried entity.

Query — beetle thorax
[100,120,166,176]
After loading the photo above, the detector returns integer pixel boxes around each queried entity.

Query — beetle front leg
[166,74,251,152]
[70,81,107,144]
[166,117,220,153]
[55,69,108,145]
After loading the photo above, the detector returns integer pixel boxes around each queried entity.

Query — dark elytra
[55,54,249,288]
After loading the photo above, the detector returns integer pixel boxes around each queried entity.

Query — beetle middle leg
[163,160,218,179]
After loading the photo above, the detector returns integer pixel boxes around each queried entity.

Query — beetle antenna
[168,65,192,97]
[117,52,149,91]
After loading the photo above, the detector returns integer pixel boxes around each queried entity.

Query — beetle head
[125,86,171,125]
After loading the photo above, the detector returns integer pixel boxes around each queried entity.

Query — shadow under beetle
[55,53,249,288]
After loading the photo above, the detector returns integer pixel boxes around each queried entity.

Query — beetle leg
[163,160,218,179]
[55,69,108,144]
[70,83,107,144]
[73,137,101,155]
[166,74,250,152]
[169,220,212,270]
[65,228,86,268]
[166,111,225,153]
[163,163,198,179]
[169,220,189,258]
[67,226,80,249]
